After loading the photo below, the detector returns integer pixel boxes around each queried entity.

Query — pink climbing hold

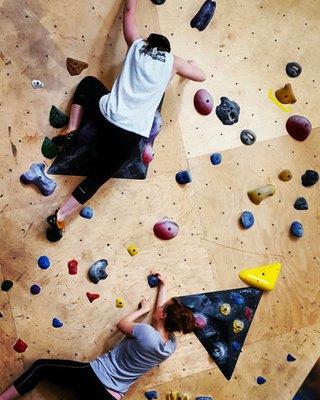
[142,143,154,165]
[286,115,312,141]
[86,292,100,303]
[194,89,213,115]
[13,338,28,353]
[194,314,207,329]
[68,259,78,275]
[153,219,179,240]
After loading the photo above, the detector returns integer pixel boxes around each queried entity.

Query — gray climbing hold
[294,197,308,210]
[286,62,302,78]
[240,130,256,145]
[88,259,108,284]
[216,97,240,125]
[20,163,57,196]
[31,79,45,89]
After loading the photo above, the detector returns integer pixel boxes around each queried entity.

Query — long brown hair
[164,298,195,334]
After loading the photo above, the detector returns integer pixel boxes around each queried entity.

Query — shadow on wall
[293,358,320,400]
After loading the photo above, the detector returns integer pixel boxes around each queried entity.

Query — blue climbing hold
[148,275,159,288]
[38,256,50,269]
[145,390,158,399]
[257,376,266,385]
[88,259,108,284]
[287,354,296,362]
[30,284,41,295]
[240,211,254,229]
[176,170,192,184]
[230,292,245,305]
[210,153,222,165]
[232,341,241,352]
[80,207,93,219]
[291,221,303,237]
[52,318,63,328]
[196,397,213,400]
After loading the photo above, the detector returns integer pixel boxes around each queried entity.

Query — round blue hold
[232,341,241,352]
[240,211,254,229]
[30,284,41,295]
[148,275,159,288]
[145,390,158,400]
[52,318,63,328]
[175,170,192,184]
[196,397,213,400]
[230,292,245,305]
[291,221,303,237]
[287,353,296,362]
[257,376,266,385]
[80,207,93,219]
[38,256,50,269]
[210,153,222,165]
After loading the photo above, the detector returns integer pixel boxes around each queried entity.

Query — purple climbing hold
[153,219,179,240]
[148,274,159,288]
[210,153,222,165]
[287,354,296,362]
[30,284,41,295]
[216,97,240,125]
[20,163,57,196]
[194,314,207,329]
[38,256,50,270]
[176,170,192,184]
[52,318,63,328]
[80,207,93,219]
[148,110,163,142]
[257,376,266,385]
[191,0,216,31]
[194,89,213,115]
[286,115,312,142]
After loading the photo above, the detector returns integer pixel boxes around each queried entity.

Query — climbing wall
[0,1,319,400]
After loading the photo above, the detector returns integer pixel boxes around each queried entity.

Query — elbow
[198,71,206,82]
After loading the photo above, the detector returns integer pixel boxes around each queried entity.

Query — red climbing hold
[13,338,28,353]
[142,144,154,165]
[68,259,78,275]
[86,292,100,303]
[153,219,179,240]
[286,115,312,141]
[194,89,213,115]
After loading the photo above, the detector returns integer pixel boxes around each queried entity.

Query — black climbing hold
[240,130,256,145]
[49,106,69,129]
[216,97,240,125]
[151,0,166,4]
[257,376,266,385]
[176,170,192,184]
[30,284,41,295]
[190,0,216,32]
[294,197,308,210]
[287,353,296,362]
[301,170,319,187]
[41,137,60,159]
[1,280,13,292]
[286,62,302,78]
[88,259,108,284]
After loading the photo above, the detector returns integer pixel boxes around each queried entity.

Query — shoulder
[132,323,156,340]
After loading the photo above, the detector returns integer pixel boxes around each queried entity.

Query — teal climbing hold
[49,106,69,129]
[41,137,60,159]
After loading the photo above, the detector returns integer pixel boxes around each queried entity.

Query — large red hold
[194,89,213,115]
[142,144,154,165]
[13,338,28,353]
[153,219,179,240]
[286,115,312,141]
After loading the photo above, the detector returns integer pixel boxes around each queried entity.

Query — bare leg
[57,195,82,222]
[0,385,20,400]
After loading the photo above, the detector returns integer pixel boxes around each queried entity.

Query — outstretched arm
[116,297,151,337]
[152,272,167,312]
[123,0,141,47]
[172,56,206,82]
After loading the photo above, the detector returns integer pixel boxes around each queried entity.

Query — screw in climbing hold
[290,221,303,238]
[38,255,51,270]
[127,244,139,256]
[210,153,222,165]
[240,211,254,229]
[116,298,125,308]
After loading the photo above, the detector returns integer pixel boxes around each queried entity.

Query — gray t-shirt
[90,323,176,394]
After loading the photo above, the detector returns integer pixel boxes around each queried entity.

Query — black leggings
[13,359,115,400]
[71,76,142,204]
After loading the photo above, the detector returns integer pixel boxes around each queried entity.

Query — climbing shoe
[51,130,77,147]
[46,210,65,242]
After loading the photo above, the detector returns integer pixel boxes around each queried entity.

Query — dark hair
[164,298,195,334]
[145,33,171,53]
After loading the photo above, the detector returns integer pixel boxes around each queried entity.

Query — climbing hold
[286,62,302,78]
[278,169,292,182]
[219,303,231,316]
[301,170,319,187]
[49,105,69,129]
[239,262,282,291]
[151,0,166,4]
[244,306,253,321]
[52,318,63,328]
[153,219,179,240]
[86,292,100,303]
[30,284,41,295]
[127,244,139,256]
[286,115,312,141]
[116,298,125,308]
[268,89,292,112]
[88,259,108,284]
[176,170,192,184]
[232,341,241,353]
[233,320,244,334]
[167,391,189,400]
[194,89,213,115]
[80,207,93,219]
[216,97,240,125]
[240,130,256,146]
[240,211,254,229]
[230,292,245,305]
[142,143,154,165]
[1,280,13,292]
[38,255,51,270]
[31,79,44,89]
[210,153,222,165]
[20,163,57,196]
[66,57,88,76]
[190,0,216,31]
[145,390,158,400]
[294,197,308,210]
[148,274,159,288]
[290,221,303,238]
[194,314,207,329]
[257,376,266,385]
[287,354,296,362]
[68,259,78,275]
[41,137,59,159]
[196,398,213,400]
[149,110,163,141]
[212,342,228,361]
[275,83,297,104]
[13,339,28,353]
[247,184,276,205]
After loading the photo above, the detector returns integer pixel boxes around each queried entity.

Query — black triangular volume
[179,287,263,380]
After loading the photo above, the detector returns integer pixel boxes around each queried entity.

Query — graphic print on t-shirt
[139,44,166,63]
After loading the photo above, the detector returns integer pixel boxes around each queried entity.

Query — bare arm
[152,273,167,312]
[172,55,206,82]
[116,297,151,337]
[123,0,141,47]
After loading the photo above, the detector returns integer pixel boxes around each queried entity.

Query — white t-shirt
[99,38,174,138]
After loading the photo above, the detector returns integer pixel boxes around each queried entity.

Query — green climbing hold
[1,280,13,292]
[49,106,69,129]
[41,137,60,159]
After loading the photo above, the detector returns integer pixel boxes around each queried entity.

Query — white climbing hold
[31,79,45,89]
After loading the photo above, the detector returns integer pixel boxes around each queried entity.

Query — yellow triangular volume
[239,262,282,291]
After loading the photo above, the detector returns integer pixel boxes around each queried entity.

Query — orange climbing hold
[239,262,282,291]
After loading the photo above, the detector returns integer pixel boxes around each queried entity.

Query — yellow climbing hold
[116,298,125,308]
[220,303,231,316]
[127,244,139,256]
[268,89,292,112]
[166,391,189,400]
[248,184,276,205]
[233,319,244,334]
[239,262,282,291]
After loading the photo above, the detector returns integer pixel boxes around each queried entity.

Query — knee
[79,76,99,86]
[31,359,47,369]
